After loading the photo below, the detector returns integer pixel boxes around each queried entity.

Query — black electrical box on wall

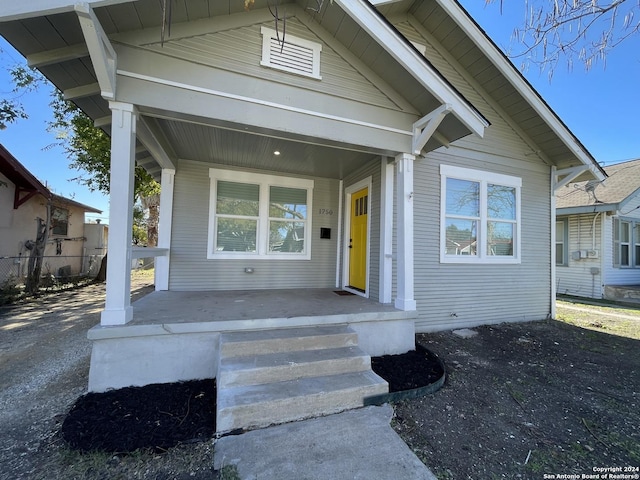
[320,227,331,239]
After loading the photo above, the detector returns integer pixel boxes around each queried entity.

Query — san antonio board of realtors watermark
[542,466,639,479]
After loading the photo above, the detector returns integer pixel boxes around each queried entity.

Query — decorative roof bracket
[412,104,452,155]
[75,3,117,100]
[137,117,177,171]
[554,165,589,192]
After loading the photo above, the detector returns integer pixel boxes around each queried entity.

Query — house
[0,144,102,284]
[556,158,640,301]
[0,0,606,431]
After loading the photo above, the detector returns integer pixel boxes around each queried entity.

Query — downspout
[590,212,600,298]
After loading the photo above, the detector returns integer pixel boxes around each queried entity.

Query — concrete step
[216,370,388,433]
[218,346,371,388]
[219,325,358,358]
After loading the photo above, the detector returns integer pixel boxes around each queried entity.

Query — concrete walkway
[214,404,437,480]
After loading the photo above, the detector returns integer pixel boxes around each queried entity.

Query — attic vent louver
[260,26,322,79]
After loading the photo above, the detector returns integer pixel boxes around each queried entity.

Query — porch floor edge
[88,289,417,341]
[88,310,416,340]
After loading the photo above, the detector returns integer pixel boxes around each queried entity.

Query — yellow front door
[349,187,368,291]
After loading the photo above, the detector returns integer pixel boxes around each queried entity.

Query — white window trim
[613,217,638,268]
[260,26,322,80]
[207,168,314,260]
[440,164,521,264]
[556,217,569,266]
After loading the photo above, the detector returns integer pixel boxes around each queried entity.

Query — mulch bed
[60,347,443,453]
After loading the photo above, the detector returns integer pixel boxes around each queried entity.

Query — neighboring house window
[208,168,314,260]
[613,218,640,268]
[260,26,322,79]
[613,218,631,267]
[51,207,69,236]
[556,218,568,266]
[440,165,521,264]
[636,224,640,267]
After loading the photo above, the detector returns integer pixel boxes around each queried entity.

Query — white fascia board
[557,204,617,215]
[435,0,605,181]
[334,0,488,139]
[0,0,137,22]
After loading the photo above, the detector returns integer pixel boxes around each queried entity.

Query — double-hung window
[613,218,640,268]
[208,169,313,259]
[440,165,521,263]
[556,218,569,266]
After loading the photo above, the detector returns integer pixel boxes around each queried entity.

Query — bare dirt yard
[394,299,640,480]
[1,282,638,480]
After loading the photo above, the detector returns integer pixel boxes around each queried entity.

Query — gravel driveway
[0,275,154,480]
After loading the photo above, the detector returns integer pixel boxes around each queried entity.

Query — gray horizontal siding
[389,19,555,330]
[412,151,552,332]
[141,17,399,111]
[556,214,603,298]
[169,159,340,291]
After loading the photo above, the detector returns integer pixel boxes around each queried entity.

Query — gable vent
[261,26,322,80]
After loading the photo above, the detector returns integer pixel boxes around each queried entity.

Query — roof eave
[0,144,51,198]
[557,204,617,215]
[437,0,606,181]
[337,0,489,139]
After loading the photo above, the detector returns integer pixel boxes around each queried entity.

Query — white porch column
[100,102,137,326]
[379,157,394,304]
[395,153,416,311]
[550,166,557,319]
[155,168,175,291]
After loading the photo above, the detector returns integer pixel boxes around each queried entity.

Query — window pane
[621,245,630,266]
[445,219,477,255]
[269,186,307,219]
[556,244,564,265]
[269,221,305,253]
[621,222,630,242]
[216,218,257,252]
[217,181,259,216]
[487,222,513,256]
[51,207,69,236]
[446,178,479,217]
[556,221,565,238]
[488,184,515,220]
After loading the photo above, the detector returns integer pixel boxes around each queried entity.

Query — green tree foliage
[0,65,42,129]
[48,91,160,200]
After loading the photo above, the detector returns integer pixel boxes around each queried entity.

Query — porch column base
[100,306,134,326]
[394,298,416,311]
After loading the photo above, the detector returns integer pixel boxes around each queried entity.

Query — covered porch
[87,288,417,392]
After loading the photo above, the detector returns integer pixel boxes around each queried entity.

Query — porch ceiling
[141,117,379,179]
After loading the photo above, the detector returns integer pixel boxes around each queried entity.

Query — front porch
[87,288,417,393]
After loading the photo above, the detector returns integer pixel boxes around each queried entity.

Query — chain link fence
[0,254,106,288]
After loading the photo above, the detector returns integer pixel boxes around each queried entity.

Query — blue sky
[1,1,638,223]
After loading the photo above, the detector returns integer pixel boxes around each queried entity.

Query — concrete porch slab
[87,289,418,392]
[130,288,409,326]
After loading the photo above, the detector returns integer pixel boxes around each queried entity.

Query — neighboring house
[556,158,640,301]
[0,144,102,283]
[0,0,606,427]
